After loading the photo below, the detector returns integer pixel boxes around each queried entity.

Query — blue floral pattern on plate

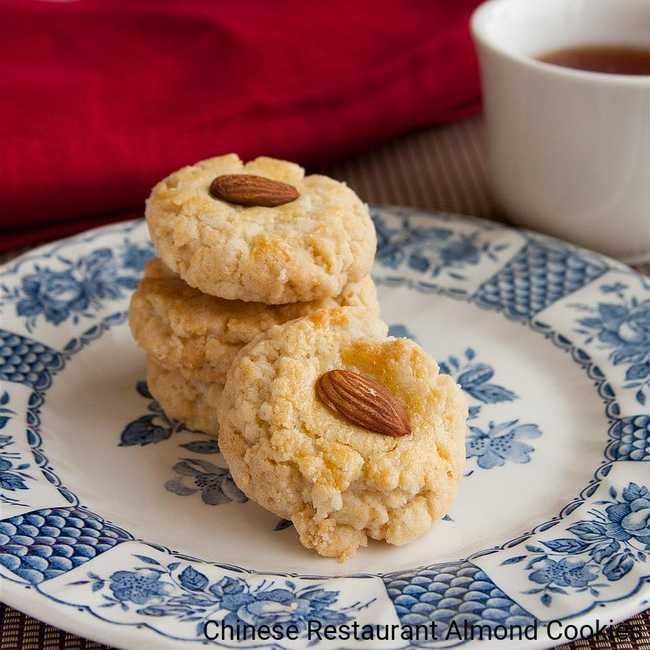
[165,458,247,506]
[465,419,543,471]
[0,391,33,506]
[119,381,189,447]
[375,211,510,280]
[0,241,152,331]
[442,348,542,472]
[120,381,245,506]
[572,283,650,406]
[502,482,650,607]
[69,553,373,642]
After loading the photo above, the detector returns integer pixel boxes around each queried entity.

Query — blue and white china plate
[0,207,648,649]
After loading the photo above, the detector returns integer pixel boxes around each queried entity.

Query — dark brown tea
[537,45,650,75]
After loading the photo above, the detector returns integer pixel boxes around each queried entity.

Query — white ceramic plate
[0,207,648,649]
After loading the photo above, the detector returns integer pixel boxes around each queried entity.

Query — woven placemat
[0,116,648,649]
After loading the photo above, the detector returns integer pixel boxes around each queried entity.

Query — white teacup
[471,0,650,263]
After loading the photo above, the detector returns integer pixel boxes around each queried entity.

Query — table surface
[0,116,648,649]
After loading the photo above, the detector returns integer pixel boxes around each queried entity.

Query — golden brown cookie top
[145,154,376,303]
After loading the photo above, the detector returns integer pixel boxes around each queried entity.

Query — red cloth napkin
[0,0,481,251]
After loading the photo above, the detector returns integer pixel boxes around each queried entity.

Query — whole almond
[316,370,411,437]
[209,174,299,207]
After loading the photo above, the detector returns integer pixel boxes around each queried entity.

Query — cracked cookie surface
[129,258,379,384]
[146,154,376,303]
[218,307,468,561]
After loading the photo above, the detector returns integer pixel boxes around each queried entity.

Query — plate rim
[1,207,648,649]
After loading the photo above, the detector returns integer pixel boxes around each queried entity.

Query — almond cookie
[129,257,379,384]
[146,357,222,434]
[218,307,468,561]
[145,154,376,304]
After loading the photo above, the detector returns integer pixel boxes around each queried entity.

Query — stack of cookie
[129,153,468,561]
[129,153,379,434]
